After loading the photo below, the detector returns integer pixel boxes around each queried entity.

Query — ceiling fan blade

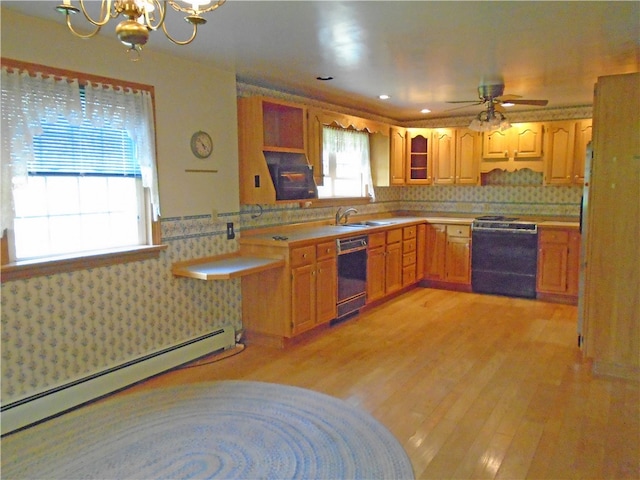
[494,104,506,113]
[446,100,483,104]
[496,94,523,101]
[505,99,549,106]
[444,102,483,112]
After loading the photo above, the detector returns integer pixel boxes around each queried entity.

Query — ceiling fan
[448,80,549,131]
[447,82,549,113]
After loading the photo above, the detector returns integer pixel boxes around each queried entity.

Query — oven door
[471,229,538,298]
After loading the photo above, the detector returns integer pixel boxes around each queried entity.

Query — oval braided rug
[2,381,414,479]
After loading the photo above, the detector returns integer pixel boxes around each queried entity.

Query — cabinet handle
[504,151,509,157]
[326,248,331,253]
[514,150,518,157]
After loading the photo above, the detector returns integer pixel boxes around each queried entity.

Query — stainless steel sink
[339,220,394,228]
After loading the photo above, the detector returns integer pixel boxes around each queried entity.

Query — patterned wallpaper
[1,217,241,404]
[1,170,581,405]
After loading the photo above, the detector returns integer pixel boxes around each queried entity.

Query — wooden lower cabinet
[424,223,471,286]
[241,239,337,346]
[367,227,414,303]
[537,227,580,303]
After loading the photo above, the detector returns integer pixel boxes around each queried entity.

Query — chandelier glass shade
[56,0,225,59]
[468,104,512,132]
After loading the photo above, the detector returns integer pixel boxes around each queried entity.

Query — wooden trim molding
[1,245,167,283]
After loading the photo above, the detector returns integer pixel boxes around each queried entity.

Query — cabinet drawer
[539,229,569,244]
[368,232,386,249]
[446,224,470,238]
[387,228,403,244]
[403,251,416,267]
[403,225,417,240]
[403,238,417,253]
[403,266,416,284]
[290,245,316,267]
[316,240,337,260]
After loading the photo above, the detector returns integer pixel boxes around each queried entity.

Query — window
[317,126,375,200]
[1,62,160,264]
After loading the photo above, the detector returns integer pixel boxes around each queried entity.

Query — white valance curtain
[322,126,375,200]
[0,66,161,232]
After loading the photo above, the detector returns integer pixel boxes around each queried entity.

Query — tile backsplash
[240,169,582,231]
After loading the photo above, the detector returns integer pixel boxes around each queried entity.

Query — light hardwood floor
[124,288,639,479]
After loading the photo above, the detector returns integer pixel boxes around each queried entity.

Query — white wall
[1,8,239,218]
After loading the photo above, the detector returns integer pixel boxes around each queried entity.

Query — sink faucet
[336,207,358,225]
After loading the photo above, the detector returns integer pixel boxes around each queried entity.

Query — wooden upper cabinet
[432,128,455,185]
[237,96,308,204]
[307,107,324,185]
[406,128,432,184]
[390,126,407,185]
[543,121,576,185]
[573,119,592,185]
[481,122,544,172]
[433,128,481,185]
[543,119,592,186]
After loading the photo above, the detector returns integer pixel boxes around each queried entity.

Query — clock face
[190,131,213,159]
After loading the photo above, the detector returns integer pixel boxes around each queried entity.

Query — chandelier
[56,0,226,59]
[468,103,512,132]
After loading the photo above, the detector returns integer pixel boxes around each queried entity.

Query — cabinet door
[367,246,386,302]
[537,242,569,293]
[432,128,456,185]
[406,128,432,184]
[316,257,337,324]
[385,241,403,294]
[445,236,471,284]
[307,107,324,185]
[291,263,316,334]
[512,123,543,159]
[390,126,407,185]
[424,224,447,280]
[483,129,510,159]
[455,129,481,185]
[537,230,570,294]
[573,119,592,185]
[544,121,576,185]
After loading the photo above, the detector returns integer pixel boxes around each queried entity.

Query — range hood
[264,152,318,201]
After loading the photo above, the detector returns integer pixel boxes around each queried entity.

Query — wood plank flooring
[123,288,639,479]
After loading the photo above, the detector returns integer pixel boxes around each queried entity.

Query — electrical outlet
[226,222,235,240]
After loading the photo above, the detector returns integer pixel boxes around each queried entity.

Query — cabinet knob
[326,248,331,253]
[514,150,518,157]
[303,253,307,258]
[504,151,509,157]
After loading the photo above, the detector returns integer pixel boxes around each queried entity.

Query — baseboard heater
[1,326,235,436]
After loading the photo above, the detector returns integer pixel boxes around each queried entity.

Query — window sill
[300,196,373,208]
[1,244,168,283]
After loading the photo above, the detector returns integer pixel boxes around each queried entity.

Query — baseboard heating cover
[1,327,235,435]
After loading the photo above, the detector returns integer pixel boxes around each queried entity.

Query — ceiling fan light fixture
[468,107,511,132]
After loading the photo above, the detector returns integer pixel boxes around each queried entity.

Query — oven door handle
[472,227,538,234]
[338,245,368,255]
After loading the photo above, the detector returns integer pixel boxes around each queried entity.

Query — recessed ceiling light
[421,108,431,114]
[378,94,390,100]
[501,102,515,107]
[316,76,334,81]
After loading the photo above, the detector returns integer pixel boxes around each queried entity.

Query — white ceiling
[4,1,640,122]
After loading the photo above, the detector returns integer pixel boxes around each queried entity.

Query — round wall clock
[190,130,213,159]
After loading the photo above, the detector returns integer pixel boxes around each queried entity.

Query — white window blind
[1,64,160,261]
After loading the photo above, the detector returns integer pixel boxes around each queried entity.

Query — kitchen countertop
[239,215,580,248]
[239,216,428,247]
